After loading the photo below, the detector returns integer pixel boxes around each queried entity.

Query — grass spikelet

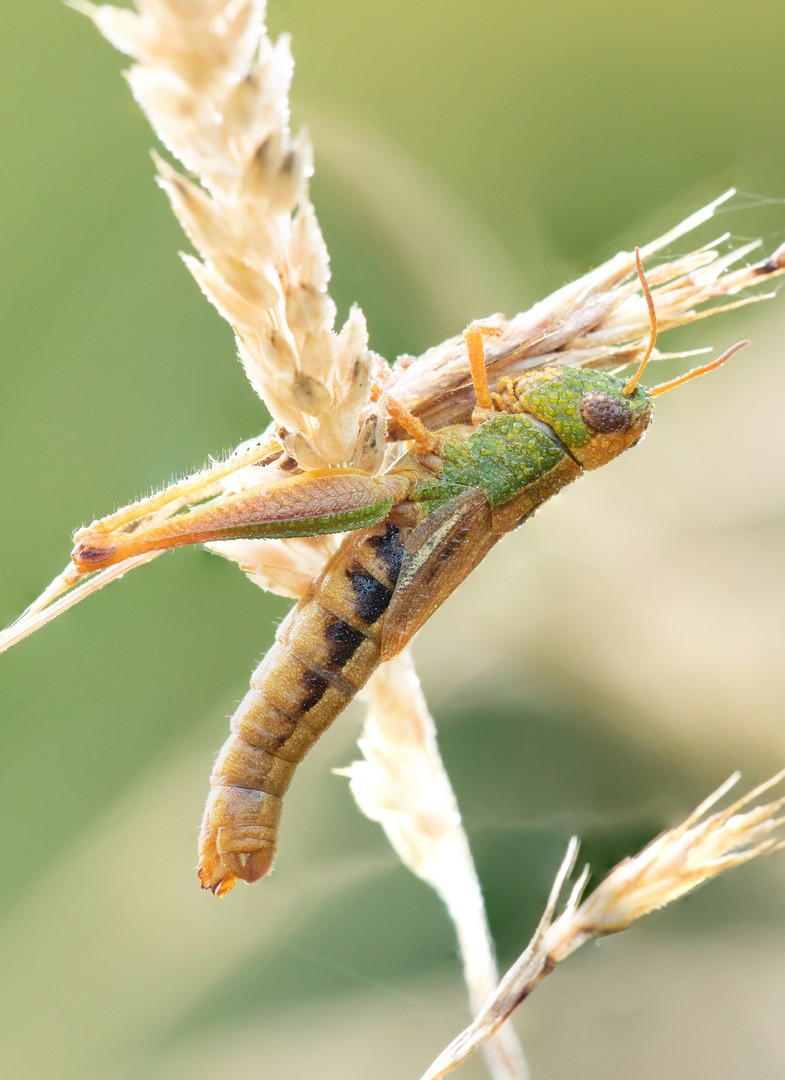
[420,771,785,1080]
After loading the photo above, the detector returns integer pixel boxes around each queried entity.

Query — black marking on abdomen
[299,669,329,713]
[367,523,403,585]
[325,617,366,669]
[345,565,393,624]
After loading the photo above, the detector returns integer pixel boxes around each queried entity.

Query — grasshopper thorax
[501,367,653,470]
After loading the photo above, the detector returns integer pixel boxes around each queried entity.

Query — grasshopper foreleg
[464,322,503,424]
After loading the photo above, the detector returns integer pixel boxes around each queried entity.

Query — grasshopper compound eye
[579,393,633,434]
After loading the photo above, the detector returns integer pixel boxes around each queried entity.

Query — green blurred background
[2,2,785,1078]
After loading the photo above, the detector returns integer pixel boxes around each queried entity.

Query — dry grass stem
[340,651,527,1080]
[420,771,785,1080]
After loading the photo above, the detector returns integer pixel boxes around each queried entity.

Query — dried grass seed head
[546,768,785,961]
[388,192,785,433]
[79,0,382,472]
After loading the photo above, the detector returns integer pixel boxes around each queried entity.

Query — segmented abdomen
[198,521,405,896]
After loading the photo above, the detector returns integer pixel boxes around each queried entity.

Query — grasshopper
[4,250,742,897]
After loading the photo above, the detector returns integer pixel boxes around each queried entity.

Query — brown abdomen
[198,522,405,895]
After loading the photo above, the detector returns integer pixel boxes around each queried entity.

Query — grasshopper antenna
[624,247,657,396]
[650,340,749,397]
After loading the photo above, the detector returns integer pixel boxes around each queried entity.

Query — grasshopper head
[510,367,653,470]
